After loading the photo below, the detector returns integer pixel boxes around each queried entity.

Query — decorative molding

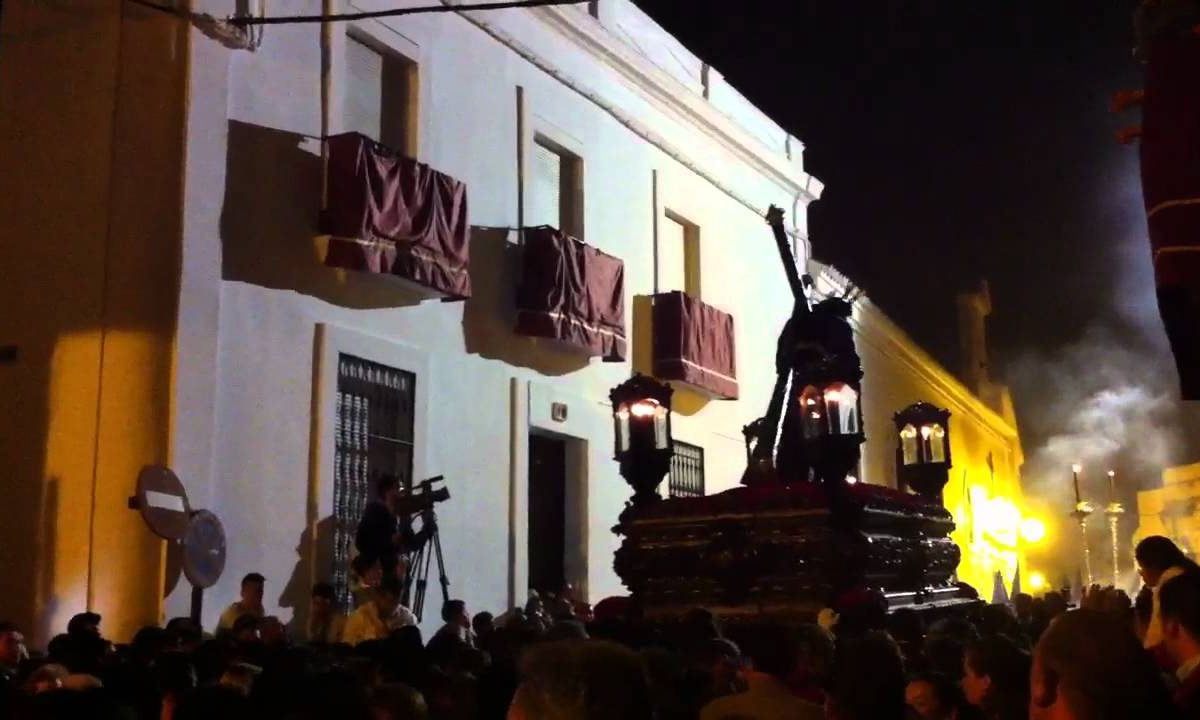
[530,4,821,200]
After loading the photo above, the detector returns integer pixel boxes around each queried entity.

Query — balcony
[651,291,738,399]
[515,226,626,361]
[319,132,471,300]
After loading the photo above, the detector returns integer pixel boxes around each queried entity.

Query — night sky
[637,0,1200,476]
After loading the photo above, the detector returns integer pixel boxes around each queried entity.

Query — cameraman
[355,474,435,582]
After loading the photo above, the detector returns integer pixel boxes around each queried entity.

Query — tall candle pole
[1070,463,1094,587]
[1105,469,1125,589]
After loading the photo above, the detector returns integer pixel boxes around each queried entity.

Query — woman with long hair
[961,636,1029,720]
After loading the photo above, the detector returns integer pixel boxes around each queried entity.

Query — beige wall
[0,1,188,643]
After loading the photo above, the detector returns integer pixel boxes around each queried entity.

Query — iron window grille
[668,441,705,498]
[332,354,416,608]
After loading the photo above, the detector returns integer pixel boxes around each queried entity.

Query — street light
[893,402,952,500]
[610,374,674,507]
[1020,518,1047,544]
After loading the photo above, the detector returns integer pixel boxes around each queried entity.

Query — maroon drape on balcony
[652,291,738,399]
[321,132,471,299]
[1142,38,1200,399]
[515,226,626,360]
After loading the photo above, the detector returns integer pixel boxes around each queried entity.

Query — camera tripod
[403,512,450,622]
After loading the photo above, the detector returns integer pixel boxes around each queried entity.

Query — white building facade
[171,0,823,632]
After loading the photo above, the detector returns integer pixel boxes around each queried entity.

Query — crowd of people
[3,533,1200,719]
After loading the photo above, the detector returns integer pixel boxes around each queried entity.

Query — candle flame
[1072,463,1082,474]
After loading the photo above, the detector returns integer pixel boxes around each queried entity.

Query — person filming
[355,474,434,583]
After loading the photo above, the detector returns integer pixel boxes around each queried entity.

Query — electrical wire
[126,0,179,15]
[228,0,584,27]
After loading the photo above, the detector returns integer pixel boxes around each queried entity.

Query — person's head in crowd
[1013,593,1034,621]
[231,614,261,645]
[354,555,384,588]
[312,582,340,619]
[376,578,403,617]
[1043,591,1068,619]
[734,624,805,683]
[131,625,169,665]
[1031,608,1179,720]
[165,617,203,651]
[791,623,835,696]
[963,635,1030,719]
[923,635,966,681]
[377,473,402,510]
[240,573,266,612]
[508,639,652,720]
[545,619,589,642]
[23,663,68,693]
[473,611,495,639]
[1136,535,1198,587]
[1158,571,1200,671]
[978,603,1022,643]
[369,682,429,720]
[67,611,102,639]
[0,621,27,672]
[260,616,288,647]
[906,672,965,720]
[1134,585,1155,643]
[826,631,907,720]
[442,599,470,629]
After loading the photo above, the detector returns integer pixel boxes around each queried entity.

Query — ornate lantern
[610,374,674,506]
[893,402,952,500]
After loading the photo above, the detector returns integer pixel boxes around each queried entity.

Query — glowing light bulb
[1020,518,1046,544]
[1107,470,1116,478]
[920,426,933,439]
[1029,571,1047,591]
[1072,463,1082,474]
[846,475,859,485]
[825,388,842,403]
[629,400,659,418]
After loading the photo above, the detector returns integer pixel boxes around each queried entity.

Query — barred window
[332,354,416,608]
[668,441,705,498]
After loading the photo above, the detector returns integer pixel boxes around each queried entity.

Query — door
[528,433,567,597]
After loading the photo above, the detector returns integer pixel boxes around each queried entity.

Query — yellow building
[812,269,1034,596]
[0,1,187,644]
[1135,462,1200,558]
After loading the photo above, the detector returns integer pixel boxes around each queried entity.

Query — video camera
[394,475,450,515]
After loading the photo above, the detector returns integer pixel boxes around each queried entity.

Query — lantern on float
[610,374,674,506]
[893,402,952,500]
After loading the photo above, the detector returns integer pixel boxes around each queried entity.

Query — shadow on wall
[221,120,425,310]
[31,477,59,643]
[278,515,337,636]
[462,227,590,376]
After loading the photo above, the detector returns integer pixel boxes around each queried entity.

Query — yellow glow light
[629,399,660,418]
[1072,463,1082,474]
[1020,518,1047,544]
[920,425,933,439]
[1029,571,1047,591]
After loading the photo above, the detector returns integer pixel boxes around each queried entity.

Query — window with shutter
[344,34,416,155]
[332,354,416,609]
[660,211,701,297]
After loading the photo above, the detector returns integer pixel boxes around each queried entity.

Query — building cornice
[493,2,823,200]
[808,264,1018,445]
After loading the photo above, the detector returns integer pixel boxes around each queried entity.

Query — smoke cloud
[1009,323,1182,503]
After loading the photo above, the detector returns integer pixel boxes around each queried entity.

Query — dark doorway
[528,433,567,596]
